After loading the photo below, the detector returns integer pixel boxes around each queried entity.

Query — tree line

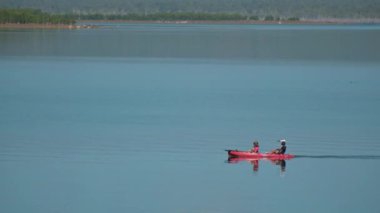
[73,12,300,21]
[0,9,75,24]
[0,9,301,23]
[1,0,379,19]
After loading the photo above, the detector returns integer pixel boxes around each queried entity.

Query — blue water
[1,24,380,212]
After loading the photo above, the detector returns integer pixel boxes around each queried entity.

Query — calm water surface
[1,24,380,213]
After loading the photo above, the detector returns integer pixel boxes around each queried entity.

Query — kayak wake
[295,155,380,160]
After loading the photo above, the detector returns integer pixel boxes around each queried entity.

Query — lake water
[1,23,380,213]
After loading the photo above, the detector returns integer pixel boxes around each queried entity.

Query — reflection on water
[227,154,380,175]
[1,24,380,62]
[227,157,287,175]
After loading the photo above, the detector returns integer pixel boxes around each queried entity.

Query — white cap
[279,139,286,143]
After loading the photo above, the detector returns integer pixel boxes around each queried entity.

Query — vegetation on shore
[73,12,299,22]
[1,0,380,19]
[2,8,378,27]
[0,9,301,24]
[0,9,75,24]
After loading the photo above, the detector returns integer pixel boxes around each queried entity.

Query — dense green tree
[0,9,75,24]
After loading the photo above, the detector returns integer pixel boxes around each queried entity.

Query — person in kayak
[251,141,260,153]
[271,139,286,154]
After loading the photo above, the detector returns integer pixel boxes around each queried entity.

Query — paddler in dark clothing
[251,141,260,153]
[271,139,287,154]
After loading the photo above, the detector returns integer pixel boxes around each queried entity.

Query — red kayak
[227,150,295,160]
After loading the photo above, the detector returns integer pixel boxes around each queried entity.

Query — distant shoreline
[1,18,379,29]
[81,18,380,25]
[1,8,379,30]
